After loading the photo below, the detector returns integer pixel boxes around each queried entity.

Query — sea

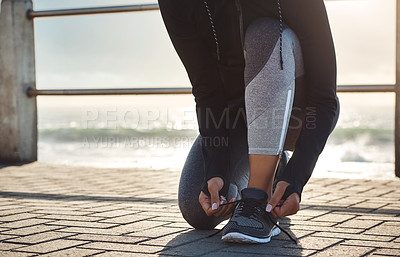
[37,93,396,180]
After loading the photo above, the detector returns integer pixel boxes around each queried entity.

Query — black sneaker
[221,188,280,244]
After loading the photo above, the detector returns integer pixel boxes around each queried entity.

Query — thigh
[241,0,337,103]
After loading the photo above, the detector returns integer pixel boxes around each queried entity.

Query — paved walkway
[0,162,399,256]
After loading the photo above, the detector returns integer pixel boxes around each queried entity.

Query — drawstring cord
[208,199,298,244]
[203,0,284,70]
[277,0,284,70]
[204,0,221,61]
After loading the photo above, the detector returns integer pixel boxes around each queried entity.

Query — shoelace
[208,199,298,244]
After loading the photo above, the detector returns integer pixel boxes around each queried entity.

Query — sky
[31,0,396,90]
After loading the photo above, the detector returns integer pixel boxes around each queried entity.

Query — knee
[244,18,281,50]
[178,196,220,230]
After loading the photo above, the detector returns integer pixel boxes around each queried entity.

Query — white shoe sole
[221,226,281,244]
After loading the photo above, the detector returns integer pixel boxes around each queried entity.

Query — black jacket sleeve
[158,0,232,196]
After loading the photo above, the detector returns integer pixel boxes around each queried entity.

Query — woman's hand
[198,177,236,217]
[266,181,300,219]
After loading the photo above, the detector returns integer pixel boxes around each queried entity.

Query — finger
[271,207,280,219]
[219,197,237,217]
[198,193,213,216]
[221,204,235,217]
[281,197,299,216]
[209,186,220,212]
[274,198,299,218]
[272,206,284,219]
[214,206,228,217]
[267,182,289,213]
[213,196,229,217]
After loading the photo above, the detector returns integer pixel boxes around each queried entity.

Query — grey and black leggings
[179,18,307,229]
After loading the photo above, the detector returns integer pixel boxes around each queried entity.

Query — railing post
[0,0,37,163]
[396,0,400,177]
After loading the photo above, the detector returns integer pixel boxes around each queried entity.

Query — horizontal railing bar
[26,0,345,19]
[27,87,192,96]
[26,4,159,18]
[27,85,395,97]
[337,84,395,92]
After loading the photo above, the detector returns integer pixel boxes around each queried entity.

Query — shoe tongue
[241,188,268,201]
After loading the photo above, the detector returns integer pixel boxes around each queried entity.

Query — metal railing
[26,84,395,96]
[26,4,159,18]
[24,2,400,177]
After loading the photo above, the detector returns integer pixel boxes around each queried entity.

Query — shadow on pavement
[159,217,305,256]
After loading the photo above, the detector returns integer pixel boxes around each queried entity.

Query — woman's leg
[241,0,340,193]
[178,123,250,229]
[221,16,305,244]
[244,17,304,197]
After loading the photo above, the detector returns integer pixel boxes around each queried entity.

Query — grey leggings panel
[178,18,304,229]
[245,18,304,156]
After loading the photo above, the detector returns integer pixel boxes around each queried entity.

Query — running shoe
[221,187,281,244]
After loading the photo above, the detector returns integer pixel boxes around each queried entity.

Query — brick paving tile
[0,235,17,241]
[39,248,103,257]
[0,242,25,251]
[336,219,382,229]
[285,229,315,239]
[127,226,188,238]
[140,231,210,247]
[91,210,135,218]
[280,220,337,227]
[310,213,356,223]
[288,225,364,234]
[364,222,400,236]
[357,215,400,222]
[93,252,154,257]
[312,244,374,256]
[1,219,50,229]
[351,202,389,210]
[312,232,395,242]
[5,231,75,244]
[55,227,112,235]
[341,240,400,249]
[163,222,193,229]
[284,236,342,250]
[138,211,183,218]
[295,209,330,218]
[39,214,102,222]
[0,206,23,212]
[30,210,94,216]
[203,252,281,257]
[0,251,33,257]
[371,208,400,215]
[158,239,227,256]
[81,206,125,213]
[108,221,168,234]
[0,209,34,218]
[98,214,153,224]
[80,242,163,253]
[16,239,87,253]
[219,245,316,256]
[149,216,187,223]
[46,220,117,229]
[69,234,147,244]
[372,248,400,256]
[0,213,42,222]
[2,225,64,236]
